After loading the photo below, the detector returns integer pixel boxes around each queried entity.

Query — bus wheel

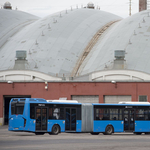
[90,132,99,135]
[145,132,150,135]
[52,124,60,135]
[105,125,113,135]
[35,132,45,135]
[134,132,142,135]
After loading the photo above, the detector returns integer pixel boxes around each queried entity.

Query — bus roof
[10,98,150,106]
[93,103,150,107]
[46,100,78,103]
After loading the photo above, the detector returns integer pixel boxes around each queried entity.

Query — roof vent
[16,50,27,60]
[113,50,126,69]
[114,50,125,60]
[14,50,27,70]
[87,2,95,9]
[3,2,12,9]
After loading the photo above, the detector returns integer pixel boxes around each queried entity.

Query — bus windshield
[11,103,25,115]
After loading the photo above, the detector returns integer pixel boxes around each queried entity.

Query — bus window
[136,109,149,120]
[11,103,24,115]
[49,108,53,119]
[49,107,64,120]
[11,104,15,115]
[95,108,122,120]
[30,105,35,119]
[110,109,122,120]
[95,108,109,120]
[16,105,24,114]
[53,108,59,119]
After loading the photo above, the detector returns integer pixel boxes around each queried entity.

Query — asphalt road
[1,126,150,150]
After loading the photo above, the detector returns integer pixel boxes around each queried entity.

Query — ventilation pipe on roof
[48,24,51,29]
[113,50,126,69]
[87,2,95,9]
[3,2,12,9]
[13,50,27,70]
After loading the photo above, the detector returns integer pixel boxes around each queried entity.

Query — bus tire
[90,132,99,135]
[52,124,60,135]
[105,125,114,135]
[145,132,150,135]
[134,132,142,135]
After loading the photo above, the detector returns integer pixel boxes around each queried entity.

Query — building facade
[0,81,150,125]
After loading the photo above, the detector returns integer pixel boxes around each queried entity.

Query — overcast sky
[0,0,139,18]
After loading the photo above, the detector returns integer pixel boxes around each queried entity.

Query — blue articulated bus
[8,98,150,135]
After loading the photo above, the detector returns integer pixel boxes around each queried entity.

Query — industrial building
[0,1,150,125]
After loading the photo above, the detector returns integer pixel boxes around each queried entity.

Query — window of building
[139,95,147,102]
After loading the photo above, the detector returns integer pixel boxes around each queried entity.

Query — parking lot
[1,126,150,150]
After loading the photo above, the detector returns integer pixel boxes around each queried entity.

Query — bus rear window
[11,103,25,115]
[16,106,24,114]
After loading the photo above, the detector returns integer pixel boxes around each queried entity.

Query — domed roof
[78,9,150,76]
[0,8,121,77]
[0,9,39,51]
[87,2,95,9]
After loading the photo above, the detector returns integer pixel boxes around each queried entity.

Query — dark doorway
[3,95,31,125]
[124,109,135,132]
[65,108,76,131]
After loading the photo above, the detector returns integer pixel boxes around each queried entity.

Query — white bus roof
[46,100,78,103]
[118,101,150,104]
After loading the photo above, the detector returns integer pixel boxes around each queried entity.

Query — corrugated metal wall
[104,95,131,104]
[71,95,99,103]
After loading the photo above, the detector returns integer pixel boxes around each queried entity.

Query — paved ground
[1,126,150,150]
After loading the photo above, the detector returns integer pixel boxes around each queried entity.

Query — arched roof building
[1,7,150,82]
[1,4,150,126]
[77,10,150,81]
[0,8,121,81]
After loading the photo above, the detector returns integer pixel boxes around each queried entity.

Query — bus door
[65,108,76,131]
[35,107,48,131]
[124,109,135,132]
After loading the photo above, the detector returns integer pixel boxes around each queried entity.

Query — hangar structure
[0,2,150,125]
